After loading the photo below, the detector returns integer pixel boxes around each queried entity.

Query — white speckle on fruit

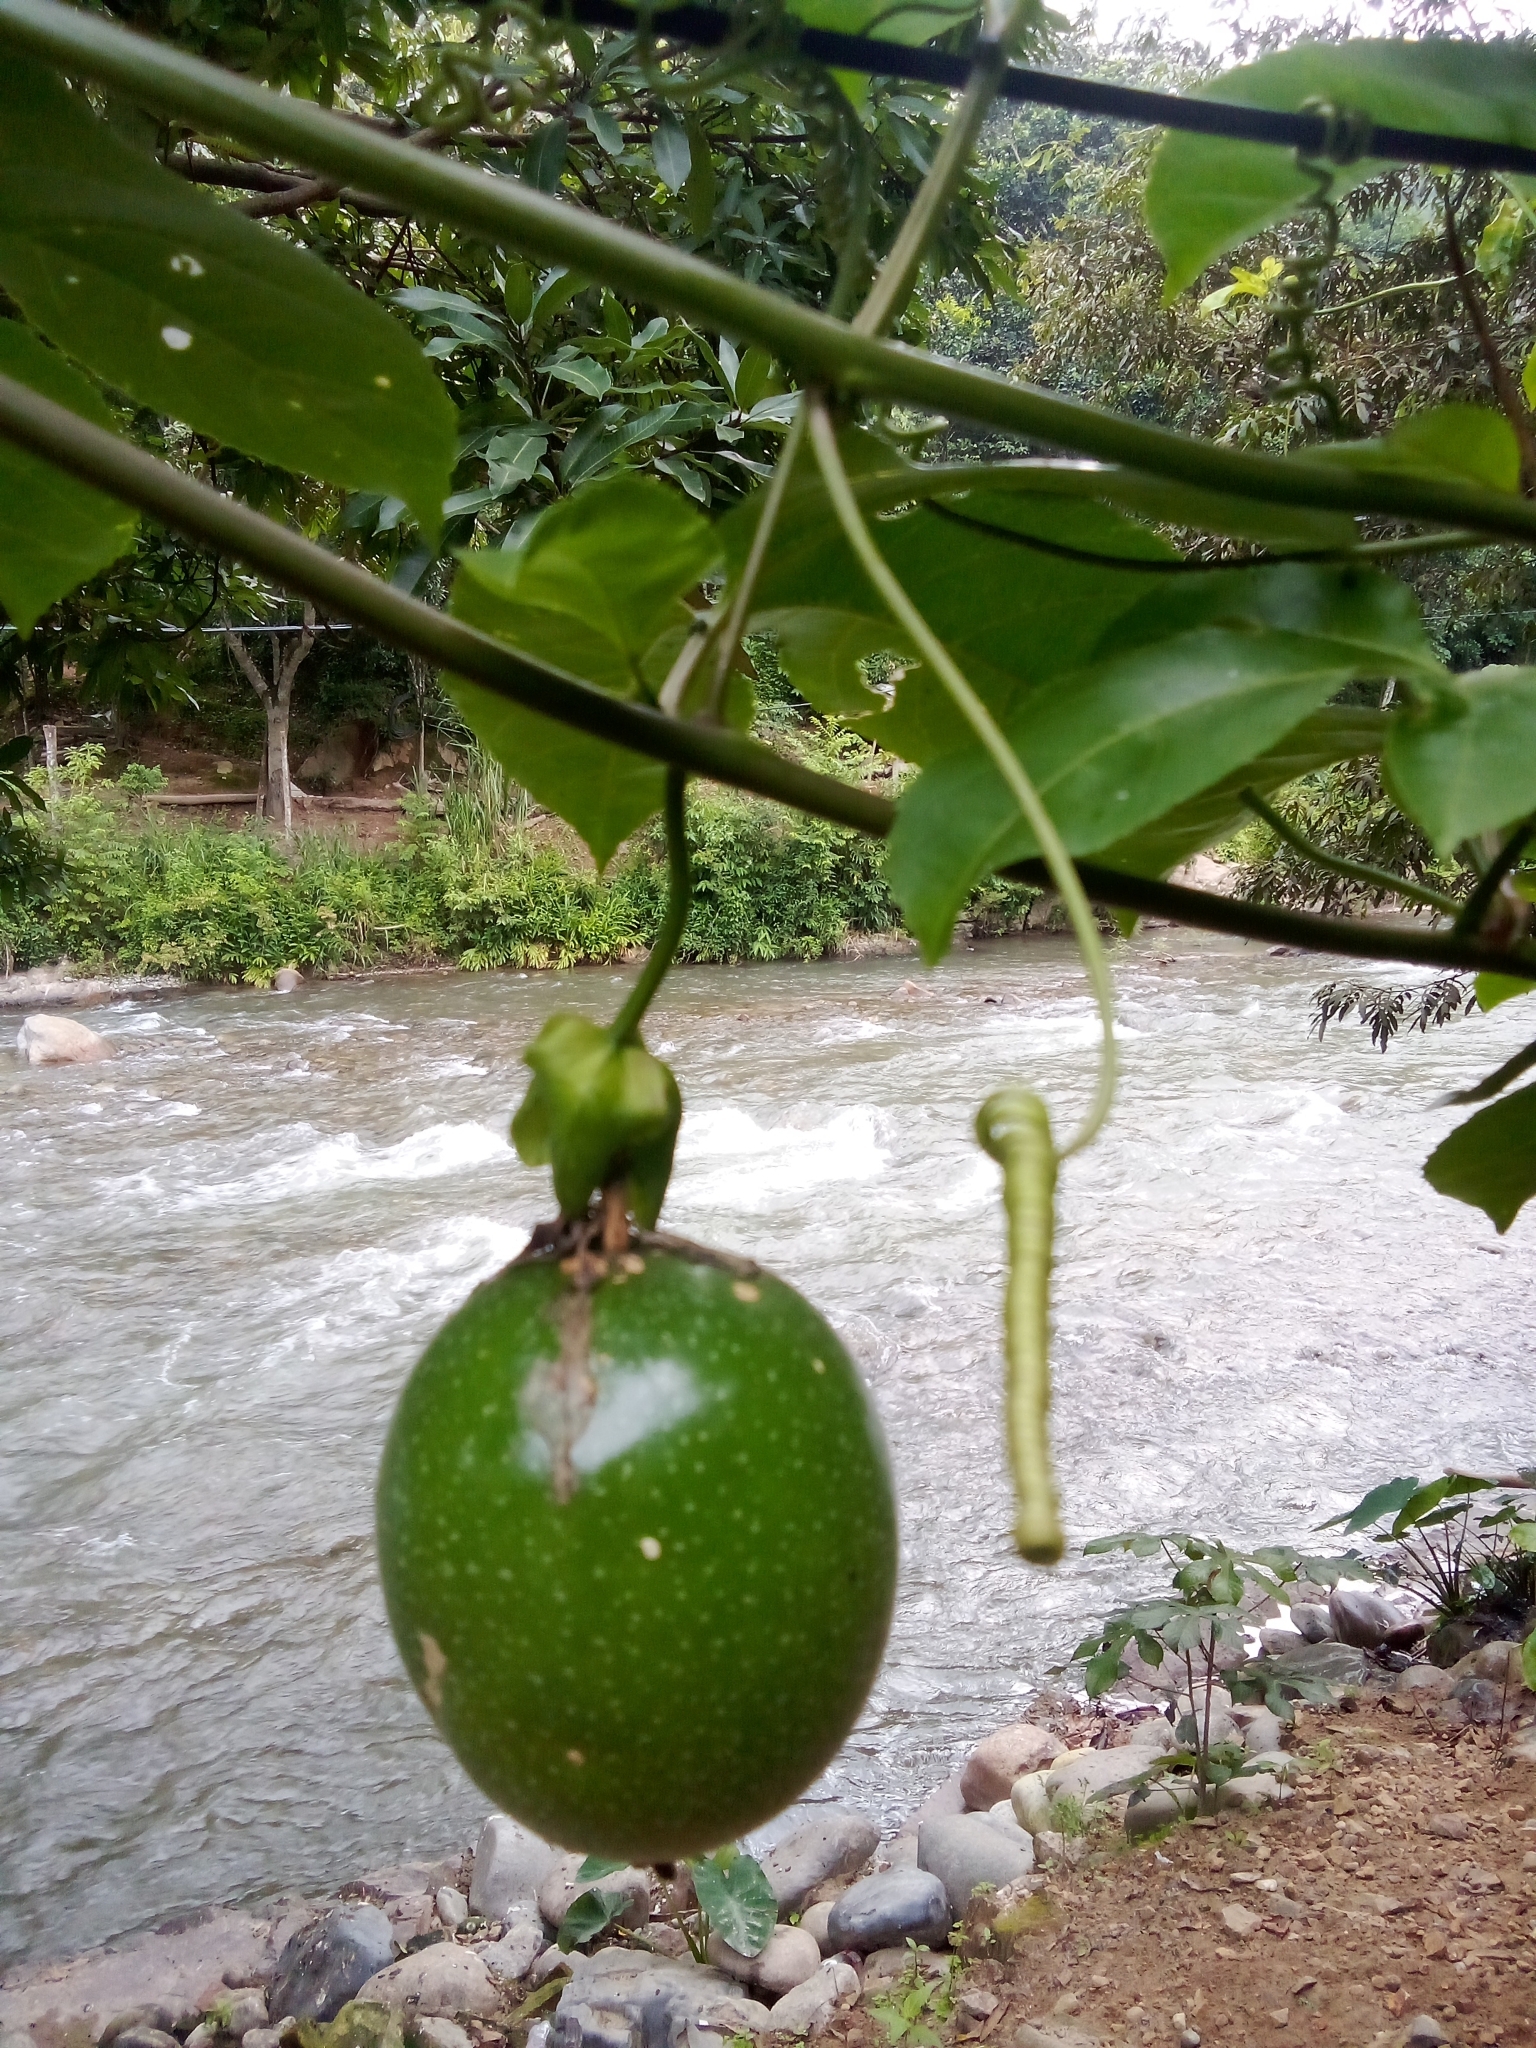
[732,1280,760,1303]
[419,1632,448,1714]
[159,325,193,351]
[811,1356,826,1373]
[169,253,205,277]
[567,1747,585,1766]
[374,373,392,387]
[639,1535,663,1560]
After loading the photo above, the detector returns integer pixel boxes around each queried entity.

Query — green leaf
[446,475,717,865]
[523,119,570,194]
[1389,1474,1493,1538]
[690,1852,776,1958]
[652,115,692,195]
[1385,665,1536,853]
[0,322,136,634]
[1301,405,1521,496]
[1524,1629,1536,1693]
[1424,1083,1536,1233]
[1319,1475,1420,1534]
[1082,1646,1126,1696]
[1100,704,1386,879]
[0,59,455,534]
[512,1013,681,1226]
[1525,340,1536,415]
[1475,973,1536,1014]
[888,626,1367,961]
[1146,40,1536,298]
[576,1854,628,1882]
[557,1888,626,1953]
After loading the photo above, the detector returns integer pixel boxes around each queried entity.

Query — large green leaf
[0,59,454,532]
[1300,405,1521,496]
[0,322,136,633]
[1099,704,1387,879]
[690,1850,775,1959]
[1146,40,1536,299]
[1384,665,1536,853]
[1424,1084,1536,1233]
[887,626,1365,960]
[447,476,719,866]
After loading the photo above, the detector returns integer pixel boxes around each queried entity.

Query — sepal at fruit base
[512,1012,681,1226]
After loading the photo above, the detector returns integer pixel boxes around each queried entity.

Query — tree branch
[1442,190,1536,494]
[1239,785,1460,915]
[7,367,1536,983]
[12,0,1536,546]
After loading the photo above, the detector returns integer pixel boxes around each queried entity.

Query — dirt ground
[827,1700,1536,2048]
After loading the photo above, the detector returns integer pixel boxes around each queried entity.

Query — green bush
[0,772,1040,982]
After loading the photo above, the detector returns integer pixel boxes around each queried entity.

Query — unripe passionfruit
[376,1238,898,1860]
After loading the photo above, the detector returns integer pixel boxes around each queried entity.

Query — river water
[4,931,1534,1969]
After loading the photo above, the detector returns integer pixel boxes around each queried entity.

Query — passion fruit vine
[376,1231,898,1861]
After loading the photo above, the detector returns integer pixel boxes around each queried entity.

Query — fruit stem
[610,765,690,1046]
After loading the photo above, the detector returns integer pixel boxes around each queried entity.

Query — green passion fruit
[376,1239,898,1860]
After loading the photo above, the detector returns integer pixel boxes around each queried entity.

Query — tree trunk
[226,607,317,835]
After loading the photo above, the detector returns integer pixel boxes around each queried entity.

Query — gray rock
[1397,1664,1454,1701]
[101,2006,201,2045]
[826,1871,950,1955]
[271,968,304,995]
[551,1948,771,2048]
[1264,1641,1366,1689]
[110,2031,181,2048]
[1451,1677,1509,1725]
[766,1961,859,2038]
[434,1890,468,1932]
[1124,1784,1196,1839]
[798,1902,836,1957]
[240,2029,297,2048]
[917,1814,1034,1915]
[1118,1717,1176,1754]
[0,1906,281,2039]
[219,1993,269,2039]
[1031,1833,1084,1870]
[760,1809,879,1918]
[958,1723,1063,1810]
[185,2026,216,2048]
[1045,1750,1149,1809]
[1328,1586,1407,1650]
[1405,2019,1449,2048]
[1238,1709,1285,1757]
[536,1854,650,1934]
[530,1948,570,1990]
[477,1918,543,1983]
[1009,1771,1052,1835]
[1217,1771,1292,1813]
[469,1815,559,1923]
[984,1799,1038,1843]
[706,1927,820,1999]
[354,1949,499,2019]
[270,1906,397,2023]
[1290,1604,1334,1644]
[16,1012,115,1064]
[408,2022,473,2048]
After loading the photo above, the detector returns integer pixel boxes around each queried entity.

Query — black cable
[551,0,1536,180]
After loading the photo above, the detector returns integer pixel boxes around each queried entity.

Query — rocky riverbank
[5,1630,1532,2048]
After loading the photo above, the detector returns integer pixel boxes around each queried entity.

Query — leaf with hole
[1146,40,1536,299]
[0,59,455,534]
[447,476,718,865]
[887,627,1381,961]
[0,322,137,634]
[1424,1083,1536,1232]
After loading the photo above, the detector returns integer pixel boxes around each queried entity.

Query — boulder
[1124,1784,1196,1839]
[298,721,376,793]
[1217,1770,1293,1813]
[826,1871,950,1955]
[1264,1641,1366,1689]
[917,1814,1034,1915]
[1452,1639,1535,1691]
[476,1919,543,1983]
[1115,1717,1176,1755]
[766,1960,859,2038]
[1045,1750,1149,1809]
[1289,1604,1334,1644]
[551,1948,770,2048]
[1396,1664,1454,1702]
[536,1854,650,1934]
[434,1890,468,1932]
[959,1723,1063,1809]
[469,1815,559,1922]
[798,1903,836,1957]
[353,1949,499,2019]
[0,1907,286,2039]
[1236,1708,1286,1758]
[16,1012,115,1065]
[271,1908,396,2024]
[1010,1772,1053,1835]
[109,2032,180,2048]
[272,968,303,995]
[101,2007,201,2045]
[1031,1833,1084,1870]
[218,1993,269,2039]
[759,1809,879,1918]
[408,2023,473,2048]
[706,1927,820,1999]
[1328,1586,1409,1650]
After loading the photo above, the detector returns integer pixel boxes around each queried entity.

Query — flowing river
[5,931,1534,1969]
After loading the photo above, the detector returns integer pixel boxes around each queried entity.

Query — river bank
[6,938,1535,1971]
